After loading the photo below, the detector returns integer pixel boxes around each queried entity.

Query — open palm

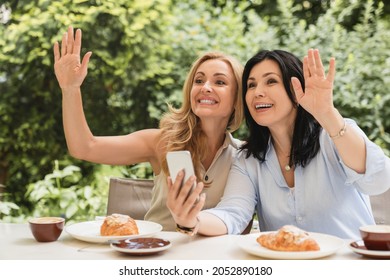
[291,49,336,120]
[53,26,92,89]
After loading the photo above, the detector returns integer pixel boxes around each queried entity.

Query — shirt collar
[223,132,241,149]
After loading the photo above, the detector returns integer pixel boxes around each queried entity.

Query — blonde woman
[53,26,244,230]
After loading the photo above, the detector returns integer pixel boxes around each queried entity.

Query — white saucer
[349,240,390,259]
[110,237,171,255]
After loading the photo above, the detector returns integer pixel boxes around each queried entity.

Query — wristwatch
[176,217,200,236]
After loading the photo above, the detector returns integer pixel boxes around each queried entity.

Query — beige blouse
[144,132,242,231]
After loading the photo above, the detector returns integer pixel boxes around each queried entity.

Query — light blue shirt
[205,119,390,239]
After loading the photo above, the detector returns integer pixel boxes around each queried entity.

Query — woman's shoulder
[233,149,259,166]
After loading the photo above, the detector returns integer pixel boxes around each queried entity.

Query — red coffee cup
[359,225,390,251]
[29,217,65,242]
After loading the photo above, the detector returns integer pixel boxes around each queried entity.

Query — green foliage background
[0,0,389,221]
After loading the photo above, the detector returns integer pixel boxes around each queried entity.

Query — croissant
[257,225,320,251]
[100,213,139,236]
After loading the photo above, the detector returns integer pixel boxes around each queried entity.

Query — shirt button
[205,175,208,181]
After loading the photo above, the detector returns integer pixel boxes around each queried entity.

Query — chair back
[106,177,154,220]
[370,188,390,225]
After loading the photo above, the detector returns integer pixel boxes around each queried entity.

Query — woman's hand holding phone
[166,169,206,229]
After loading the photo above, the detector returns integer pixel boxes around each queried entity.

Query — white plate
[238,232,344,260]
[110,237,171,255]
[65,220,162,243]
[349,240,390,259]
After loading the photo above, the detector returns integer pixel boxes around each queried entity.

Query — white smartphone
[166,150,196,193]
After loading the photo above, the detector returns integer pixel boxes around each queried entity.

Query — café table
[0,222,368,260]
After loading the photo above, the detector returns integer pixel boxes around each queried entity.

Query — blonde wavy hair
[159,51,244,185]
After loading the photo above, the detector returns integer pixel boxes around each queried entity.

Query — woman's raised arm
[54,27,160,170]
[292,49,366,173]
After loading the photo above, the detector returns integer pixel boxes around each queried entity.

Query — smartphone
[166,150,196,193]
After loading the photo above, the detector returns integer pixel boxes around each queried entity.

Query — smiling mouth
[255,104,273,109]
[199,99,217,105]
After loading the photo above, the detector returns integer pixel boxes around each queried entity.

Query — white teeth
[199,99,216,105]
[255,104,272,109]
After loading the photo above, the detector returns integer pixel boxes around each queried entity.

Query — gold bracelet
[176,217,200,236]
[330,121,347,139]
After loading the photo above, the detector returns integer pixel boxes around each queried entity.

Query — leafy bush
[0,0,176,215]
[24,160,108,222]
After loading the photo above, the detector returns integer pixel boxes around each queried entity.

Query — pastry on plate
[100,213,139,236]
[257,225,320,251]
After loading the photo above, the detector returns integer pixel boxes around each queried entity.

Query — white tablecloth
[0,222,363,260]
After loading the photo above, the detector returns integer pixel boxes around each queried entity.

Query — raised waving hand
[53,26,92,90]
[291,49,336,121]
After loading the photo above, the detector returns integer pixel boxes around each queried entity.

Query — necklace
[273,138,292,172]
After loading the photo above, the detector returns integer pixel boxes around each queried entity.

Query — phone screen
[166,150,196,192]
